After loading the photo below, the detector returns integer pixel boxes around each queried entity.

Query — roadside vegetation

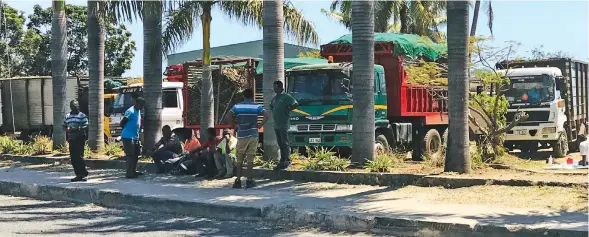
[0,136,123,159]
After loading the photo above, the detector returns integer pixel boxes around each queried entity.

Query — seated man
[213,129,237,179]
[185,127,221,178]
[151,125,183,173]
[579,134,588,166]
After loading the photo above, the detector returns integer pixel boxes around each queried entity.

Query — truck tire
[422,129,442,158]
[375,133,389,153]
[553,132,568,158]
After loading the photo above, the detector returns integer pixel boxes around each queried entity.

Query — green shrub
[102,143,124,157]
[55,143,69,154]
[0,136,19,154]
[303,147,351,171]
[12,143,34,155]
[31,136,52,155]
[364,152,399,172]
[261,159,277,169]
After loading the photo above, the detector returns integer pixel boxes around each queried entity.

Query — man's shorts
[236,136,258,158]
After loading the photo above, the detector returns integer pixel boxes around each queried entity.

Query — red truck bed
[320,40,448,126]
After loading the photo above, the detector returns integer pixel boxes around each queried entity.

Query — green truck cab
[286,63,389,150]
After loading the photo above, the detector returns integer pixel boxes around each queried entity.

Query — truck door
[162,88,183,129]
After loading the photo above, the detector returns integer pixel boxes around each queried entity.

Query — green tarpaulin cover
[256,58,328,74]
[327,33,447,61]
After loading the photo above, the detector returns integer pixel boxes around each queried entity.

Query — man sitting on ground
[151,125,183,173]
[185,127,222,178]
[213,129,237,178]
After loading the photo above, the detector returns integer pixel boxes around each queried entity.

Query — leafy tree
[297,50,322,58]
[528,45,571,60]
[26,4,136,77]
[0,3,41,77]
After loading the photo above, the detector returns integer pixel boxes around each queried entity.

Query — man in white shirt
[579,134,588,166]
[214,129,237,178]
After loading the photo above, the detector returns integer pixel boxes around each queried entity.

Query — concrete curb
[0,179,584,237]
[2,154,587,188]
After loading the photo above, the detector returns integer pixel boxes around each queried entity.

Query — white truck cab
[498,67,568,156]
[109,82,184,142]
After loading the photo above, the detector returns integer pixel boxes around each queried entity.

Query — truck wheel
[442,128,449,148]
[553,133,568,158]
[422,129,442,158]
[375,133,389,154]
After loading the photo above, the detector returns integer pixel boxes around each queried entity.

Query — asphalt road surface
[0,195,382,237]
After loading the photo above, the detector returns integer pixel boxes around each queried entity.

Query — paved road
[0,195,380,237]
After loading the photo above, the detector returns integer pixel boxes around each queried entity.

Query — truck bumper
[504,123,560,141]
[289,132,353,148]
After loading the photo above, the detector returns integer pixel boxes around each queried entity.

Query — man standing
[213,129,237,178]
[227,88,268,188]
[579,134,588,166]
[151,125,183,173]
[121,97,144,178]
[63,100,89,182]
[270,80,298,170]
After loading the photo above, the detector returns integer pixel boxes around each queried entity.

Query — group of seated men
[151,125,237,179]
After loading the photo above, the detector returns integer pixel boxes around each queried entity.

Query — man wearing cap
[121,97,144,178]
[63,100,89,182]
[213,129,237,178]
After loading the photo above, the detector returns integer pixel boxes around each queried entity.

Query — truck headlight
[542,127,556,134]
[336,124,353,131]
[288,125,297,132]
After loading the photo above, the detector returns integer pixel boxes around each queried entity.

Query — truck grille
[296,124,336,132]
[110,124,122,137]
[506,111,550,123]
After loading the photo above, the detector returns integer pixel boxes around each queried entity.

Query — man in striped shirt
[62,100,89,182]
[227,88,268,188]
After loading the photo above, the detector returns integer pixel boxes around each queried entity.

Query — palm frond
[320,9,351,30]
[104,0,143,24]
[282,1,320,46]
[161,1,203,55]
[484,1,493,36]
[374,1,398,32]
[218,0,263,29]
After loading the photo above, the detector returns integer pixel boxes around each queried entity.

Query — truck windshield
[113,87,143,113]
[287,70,351,101]
[505,75,554,104]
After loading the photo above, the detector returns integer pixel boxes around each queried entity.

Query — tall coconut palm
[445,0,471,173]
[470,0,493,37]
[351,0,375,163]
[160,1,319,143]
[142,0,163,151]
[324,0,446,43]
[51,0,68,148]
[87,0,105,151]
[262,0,284,160]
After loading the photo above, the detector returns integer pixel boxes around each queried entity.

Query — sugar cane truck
[109,57,328,145]
[496,58,588,157]
[285,33,455,159]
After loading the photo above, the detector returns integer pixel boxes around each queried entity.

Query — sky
[5,0,589,77]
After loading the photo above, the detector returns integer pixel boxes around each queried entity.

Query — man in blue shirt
[227,88,268,188]
[121,97,144,178]
[63,100,89,182]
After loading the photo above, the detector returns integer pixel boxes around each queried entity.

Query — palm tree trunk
[51,0,67,148]
[351,0,375,164]
[87,0,105,151]
[445,0,471,174]
[399,4,408,33]
[261,0,283,160]
[470,0,481,37]
[143,0,163,152]
[200,5,214,141]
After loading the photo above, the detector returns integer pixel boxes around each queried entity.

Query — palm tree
[262,0,284,160]
[470,0,493,37]
[51,0,68,148]
[324,0,446,43]
[351,0,375,163]
[87,0,105,151]
[160,1,319,143]
[142,0,163,151]
[444,0,471,173]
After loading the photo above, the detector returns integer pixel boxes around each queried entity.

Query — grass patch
[102,143,124,157]
[364,151,402,173]
[301,147,351,172]
[31,136,52,155]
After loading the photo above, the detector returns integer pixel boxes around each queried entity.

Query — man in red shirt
[185,127,221,178]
